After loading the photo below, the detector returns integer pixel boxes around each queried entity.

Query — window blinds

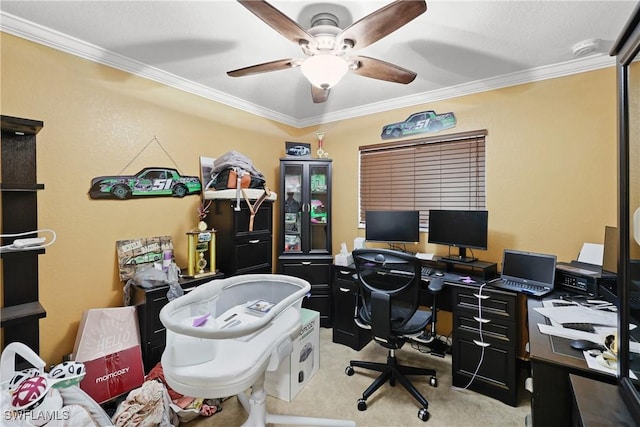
[359,129,487,227]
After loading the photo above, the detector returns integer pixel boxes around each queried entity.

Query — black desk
[527,295,617,427]
[570,374,635,426]
[333,259,520,406]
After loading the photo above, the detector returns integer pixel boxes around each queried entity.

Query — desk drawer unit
[332,265,372,350]
[451,284,518,406]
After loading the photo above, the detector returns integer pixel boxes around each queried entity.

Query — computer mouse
[569,339,603,351]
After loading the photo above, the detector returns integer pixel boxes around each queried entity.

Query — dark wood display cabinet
[451,283,519,406]
[204,198,273,276]
[0,115,46,355]
[278,158,333,327]
[332,265,372,350]
[131,272,224,372]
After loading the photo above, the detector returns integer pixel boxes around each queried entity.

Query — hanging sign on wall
[88,167,202,200]
[381,110,456,140]
[88,137,202,200]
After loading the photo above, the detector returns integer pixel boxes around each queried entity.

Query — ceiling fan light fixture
[301,54,349,89]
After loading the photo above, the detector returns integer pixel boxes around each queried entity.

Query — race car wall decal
[88,167,202,200]
[381,110,457,140]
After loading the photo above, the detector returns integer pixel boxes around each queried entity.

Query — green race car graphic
[89,167,202,199]
[381,110,457,139]
[124,251,163,265]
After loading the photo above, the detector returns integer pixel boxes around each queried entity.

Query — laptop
[491,249,557,297]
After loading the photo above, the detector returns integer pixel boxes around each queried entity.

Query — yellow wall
[1,32,617,365]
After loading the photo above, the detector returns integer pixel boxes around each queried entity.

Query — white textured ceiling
[1,1,637,127]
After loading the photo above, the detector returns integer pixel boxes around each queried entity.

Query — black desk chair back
[346,249,440,422]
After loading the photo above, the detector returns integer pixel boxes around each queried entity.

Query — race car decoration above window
[381,110,457,140]
[88,167,202,200]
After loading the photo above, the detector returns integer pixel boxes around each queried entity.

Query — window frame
[358,129,487,229]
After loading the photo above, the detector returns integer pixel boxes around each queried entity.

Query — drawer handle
[339,270,351,275]
[473,316,490,324]
[248,239,260,244]
[302,261,312,265]
[473,293,490,300]
[339,287,350,293]
[473,340,491,348]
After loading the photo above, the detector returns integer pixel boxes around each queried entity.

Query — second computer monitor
[428,209,488,262]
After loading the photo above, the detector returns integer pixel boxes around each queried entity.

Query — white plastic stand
[236,373,355,427]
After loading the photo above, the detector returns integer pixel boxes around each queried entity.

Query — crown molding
[1,11,615,129]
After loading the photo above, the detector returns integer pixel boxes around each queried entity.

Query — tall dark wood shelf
[1,115,45,354]
[277,158,333,327]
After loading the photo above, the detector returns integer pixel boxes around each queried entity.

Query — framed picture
[285,141,311,157]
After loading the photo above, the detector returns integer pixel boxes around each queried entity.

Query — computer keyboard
[421,266,433,278]
[561,322,596,333]
[503,279,539,291]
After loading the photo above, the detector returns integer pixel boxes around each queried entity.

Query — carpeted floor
[183,328,531,427]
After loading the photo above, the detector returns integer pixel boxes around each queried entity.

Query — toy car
[381,110,457,139]
[124,252,162,265]
[89,167,202,199]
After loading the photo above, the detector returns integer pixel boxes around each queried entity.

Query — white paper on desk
[415,252,435,260]
[577,243,604,266]
[534,305,617,327]
[538,324,640,355]
[537,323,612,342]
[582,351,638,379]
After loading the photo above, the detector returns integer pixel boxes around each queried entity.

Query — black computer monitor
[365,210,420,244]
[427,209,488,262]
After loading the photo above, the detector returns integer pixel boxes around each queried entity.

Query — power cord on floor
[411,335,451,355]
[452,281,488,391]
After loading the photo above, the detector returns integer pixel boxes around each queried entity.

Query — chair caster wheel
[345,366,355,376]
[357,398,367,411]
[430,376,438,387]
[418,407,430,422]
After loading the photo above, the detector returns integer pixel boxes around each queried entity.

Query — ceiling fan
[227,0,427,103]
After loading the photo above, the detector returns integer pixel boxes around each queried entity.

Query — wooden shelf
[0,248,45,259]
[0,115,43,135]
[1,183,45,191]
[1,115,45,353]
[0,301,46,327]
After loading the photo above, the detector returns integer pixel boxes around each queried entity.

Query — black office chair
[345,249,441,422]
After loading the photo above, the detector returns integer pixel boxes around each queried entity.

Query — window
[359,129,487,228]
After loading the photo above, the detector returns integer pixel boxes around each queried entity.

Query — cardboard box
[265,309,320,402]
[73,307,145,403]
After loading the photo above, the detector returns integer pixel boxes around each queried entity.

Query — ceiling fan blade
[237,0,316,48]
[350,56,417,84]
[337,0,427,50]
[311,85,330,103]
[227,58,298,77]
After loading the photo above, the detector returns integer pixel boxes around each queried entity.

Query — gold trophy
[185,202,217,278]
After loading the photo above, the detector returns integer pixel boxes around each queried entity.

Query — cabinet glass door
[283,164,303,253]
[309,164,330,252]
